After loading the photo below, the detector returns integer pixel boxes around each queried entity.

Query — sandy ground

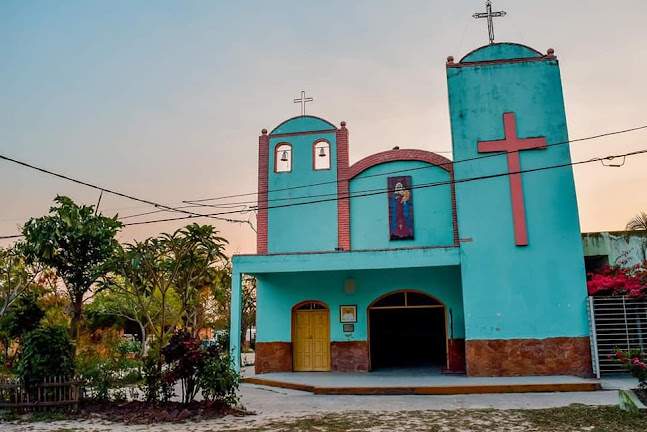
[0,383,622,432]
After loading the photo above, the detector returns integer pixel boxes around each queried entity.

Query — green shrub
[17,325,74,386]
[77,339,142,401]
[140,355,175,403]
[117,339,142,357]
[199,353,239,405]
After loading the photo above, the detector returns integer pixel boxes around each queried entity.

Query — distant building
[583,231,647,272]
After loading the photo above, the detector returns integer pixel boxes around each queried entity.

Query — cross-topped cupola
[293,90,314,116]
[472,1,507,44]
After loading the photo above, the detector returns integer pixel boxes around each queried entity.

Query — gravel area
[0,383,627,431]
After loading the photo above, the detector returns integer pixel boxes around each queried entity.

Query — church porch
[229,246,464,376]
[241,367,601,395]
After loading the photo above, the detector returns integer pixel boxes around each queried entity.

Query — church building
[229,40,593,377]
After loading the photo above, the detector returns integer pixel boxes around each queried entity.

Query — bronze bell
[280,150,289,162]
[318,146,326,157]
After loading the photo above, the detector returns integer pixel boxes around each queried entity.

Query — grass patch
[522,405,647,431]
[222,406,647,432]
[2,405,646,431]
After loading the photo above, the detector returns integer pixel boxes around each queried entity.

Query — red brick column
[450,169,460,246]
[336,122,350,251]
[331,341,369,372]
[444,338,466,373]
[257,130,269,254]
[255,342,292,373]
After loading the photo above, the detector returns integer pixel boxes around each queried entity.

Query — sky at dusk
[2,0,647,255]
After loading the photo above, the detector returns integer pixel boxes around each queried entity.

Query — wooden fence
[0,376,81,412]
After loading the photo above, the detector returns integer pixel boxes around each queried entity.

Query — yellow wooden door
[294,310,330,371]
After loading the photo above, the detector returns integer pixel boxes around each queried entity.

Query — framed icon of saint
[388,176,414,240]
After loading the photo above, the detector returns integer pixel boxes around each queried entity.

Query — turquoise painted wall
[446,43,589,340]
[349,161,454,249]
[271,116,335,135]
[461,43,541,62]
[255,266,464,343]
[267,116,338,253]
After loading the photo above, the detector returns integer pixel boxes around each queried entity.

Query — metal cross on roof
[472,0,507,44]
[293,90,314,116]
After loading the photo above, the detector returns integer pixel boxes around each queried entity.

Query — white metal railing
[588,296,647,377]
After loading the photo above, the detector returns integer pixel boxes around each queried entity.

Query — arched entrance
[368,290,447,370]
[292,301,331,371]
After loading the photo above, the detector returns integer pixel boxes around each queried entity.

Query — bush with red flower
[160,330,239,405]
[587,261,647,298]
[615,349,647,390]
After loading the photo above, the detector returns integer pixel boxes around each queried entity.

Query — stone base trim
[255,342,292,374]
[465,337,593,377]
[331,341,369,372]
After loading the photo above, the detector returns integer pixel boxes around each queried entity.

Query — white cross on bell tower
[293,90,314,116]
[472,1,507,44]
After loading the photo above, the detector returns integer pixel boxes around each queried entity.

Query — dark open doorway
[368,291,446,370]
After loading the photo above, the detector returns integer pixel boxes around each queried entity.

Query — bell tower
[256,115,347,254]
[446,43,591,376]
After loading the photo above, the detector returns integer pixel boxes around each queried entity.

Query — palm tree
[626,211,647,231]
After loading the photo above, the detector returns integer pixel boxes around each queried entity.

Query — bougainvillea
[587,261,647,297]
[615,349,647,390]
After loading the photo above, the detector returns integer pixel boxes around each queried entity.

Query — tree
[108,237,183,353]
[212,264,256,349]
[0,292,44,340]
[85,287,149,357]
[626,211,647,231]
[107,224,228,350]
[168,224,228,335]
[20,196,122,344]
[0,246,41,320]
[0,292,45,365]
[240,276,256,348]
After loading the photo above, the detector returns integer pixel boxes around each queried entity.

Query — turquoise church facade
[230,42,593,376]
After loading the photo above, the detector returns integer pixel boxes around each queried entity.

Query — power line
[184,124,647,204]
[0,209,255,240]
[2,146,645,240]
[119,203,251,220]
[4,122,646,226]
[182,147,647,217]
[180,124,647,209]
[15,145,637,233]
[3,124,647,240]
[0,153,250,226]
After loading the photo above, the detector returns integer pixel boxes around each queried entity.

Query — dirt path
[0,384,633,432]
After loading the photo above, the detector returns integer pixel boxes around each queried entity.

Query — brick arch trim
[348,149,453,179]
[342,148,459,248]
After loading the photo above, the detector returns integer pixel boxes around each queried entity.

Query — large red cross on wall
[477,112,547,246]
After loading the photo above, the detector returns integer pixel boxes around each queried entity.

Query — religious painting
[339,305,357,323]
[388,176,414,240]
